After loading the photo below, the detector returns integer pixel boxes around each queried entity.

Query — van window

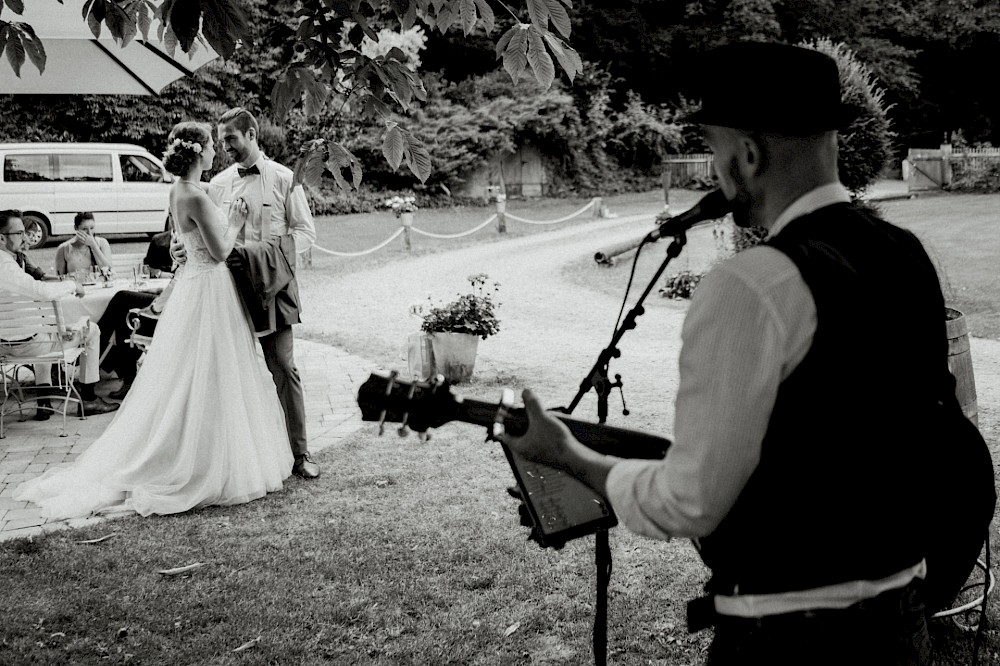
[121,154,166,183]
[3,154,54,181]
[55,154,113,182]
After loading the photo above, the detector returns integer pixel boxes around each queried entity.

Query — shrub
[660,270,704,300]
[948,159,1000,193]
[419,274,501,340]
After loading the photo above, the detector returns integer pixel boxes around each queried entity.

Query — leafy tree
[1,0,583,190]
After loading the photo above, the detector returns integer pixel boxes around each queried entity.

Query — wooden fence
[905,145,1000,191]
[663,153,714,186]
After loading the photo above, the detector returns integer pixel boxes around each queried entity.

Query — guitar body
[356,372,671,549]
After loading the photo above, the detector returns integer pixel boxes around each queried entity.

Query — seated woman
[55,212,112,277]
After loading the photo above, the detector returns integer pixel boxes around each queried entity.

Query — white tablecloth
[60,278,171,323]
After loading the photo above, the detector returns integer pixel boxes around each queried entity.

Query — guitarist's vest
[697,203,995,611]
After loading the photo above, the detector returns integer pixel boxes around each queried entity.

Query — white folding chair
[0,298,87,438]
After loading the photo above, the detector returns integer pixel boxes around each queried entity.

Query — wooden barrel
[945,307,979,427]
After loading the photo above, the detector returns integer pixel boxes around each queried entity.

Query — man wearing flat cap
[502,42,994,664]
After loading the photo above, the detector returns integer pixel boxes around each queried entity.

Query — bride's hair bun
[163,122,212,176]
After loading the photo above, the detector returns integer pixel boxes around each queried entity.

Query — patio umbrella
[0,1,218,95]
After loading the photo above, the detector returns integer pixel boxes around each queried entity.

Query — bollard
[297,247,313,270]
[401,211,413,250]
[593,196,603,218]
[496,193,507,233]
[662,170,671,214]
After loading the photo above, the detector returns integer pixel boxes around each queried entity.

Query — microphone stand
[561,230,689,666]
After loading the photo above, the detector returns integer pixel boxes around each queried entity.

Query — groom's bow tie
[237,164,260,178]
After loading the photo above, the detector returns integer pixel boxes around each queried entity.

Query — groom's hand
[169,233,187,266]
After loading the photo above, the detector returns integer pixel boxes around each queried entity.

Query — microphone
[644,189,732,243]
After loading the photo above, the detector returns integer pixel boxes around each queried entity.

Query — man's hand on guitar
[500,388,618,501]
[499,389,578,472]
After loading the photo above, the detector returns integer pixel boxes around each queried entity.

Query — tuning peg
[486,388,515,443]
[418,429,432,443]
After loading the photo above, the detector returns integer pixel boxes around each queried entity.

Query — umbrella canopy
[0,1,218,95]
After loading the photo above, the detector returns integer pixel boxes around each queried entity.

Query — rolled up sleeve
[605,250,809,540]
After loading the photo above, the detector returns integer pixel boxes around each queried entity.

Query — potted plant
[418,273,500,383]
[384,194,418,226]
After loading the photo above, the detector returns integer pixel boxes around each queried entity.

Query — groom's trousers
[258,325,307,457]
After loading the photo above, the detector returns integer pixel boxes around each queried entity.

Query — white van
[0,142,172,249]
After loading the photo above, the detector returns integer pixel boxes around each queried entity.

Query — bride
[15,122,293,519]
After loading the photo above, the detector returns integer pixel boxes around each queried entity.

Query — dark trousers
[258,326,308,457]
[97,290,156,384]
[705,580,933,666]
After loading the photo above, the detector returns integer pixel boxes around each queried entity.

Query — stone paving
[0,338,375,542]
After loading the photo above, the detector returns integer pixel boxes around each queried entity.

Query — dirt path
[296,211,1000,444]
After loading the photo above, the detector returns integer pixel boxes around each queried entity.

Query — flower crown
[164,137,203,158]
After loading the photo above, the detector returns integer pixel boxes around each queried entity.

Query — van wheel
[22,214,49,249]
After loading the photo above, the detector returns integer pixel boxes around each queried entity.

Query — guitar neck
[457,398,669,460]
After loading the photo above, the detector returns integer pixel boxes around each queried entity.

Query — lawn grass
[4,188,999,665]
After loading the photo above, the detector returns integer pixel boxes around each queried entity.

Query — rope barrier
[311,228,405,257]
[409,214,498,239]
[307,197,599,258]
[504,198,596,225]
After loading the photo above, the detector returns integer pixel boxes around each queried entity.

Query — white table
[60,278,171,323]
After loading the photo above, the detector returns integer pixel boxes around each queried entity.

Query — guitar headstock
[357,372,463,434]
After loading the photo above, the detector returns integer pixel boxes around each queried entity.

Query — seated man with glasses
[0,210,119,418]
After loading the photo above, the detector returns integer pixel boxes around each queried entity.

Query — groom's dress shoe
[81,398,119,416]
[292,454,320,479]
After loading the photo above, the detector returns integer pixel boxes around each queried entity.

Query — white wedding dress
[15,214,293,519]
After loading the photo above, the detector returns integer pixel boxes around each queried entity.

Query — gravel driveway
[295,211,1000,447]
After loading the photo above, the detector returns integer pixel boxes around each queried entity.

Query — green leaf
[383,60,416,108]
[526,26,554,89]
[162,23,178,58]
[474,0,495,34]
[501,26,528,83]
[293,139,327,189]
[459,0,476,35]
[105,2,137,47]
[16,23,43,74]
[299,69,330,117]
[382,123,405,170]
[362,93,393,120]
[4,0,24,15]
[405,133,432,183]
[136,2,152,42]
[0,26,10,58]
[4,28,24,77]
[271,67,305,122]
[542,31,581,81]
[543,0,571,38]
[166,0,201,53]
[435,4,456,33]
[327,142,363,191]
[495,24,517,60]
[85,0,104,39]
[200,0,248,60]
[526,0,549,30]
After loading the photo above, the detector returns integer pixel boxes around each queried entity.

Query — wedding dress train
[15,221,293,519]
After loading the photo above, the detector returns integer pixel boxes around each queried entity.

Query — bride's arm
[190,193,243,262]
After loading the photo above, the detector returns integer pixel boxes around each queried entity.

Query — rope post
[496,196,507,234]
[296,248,313,270]
[593,197,603,218]
[662,169,672,214]
[401,211,414,251]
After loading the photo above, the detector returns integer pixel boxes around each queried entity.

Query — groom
[176,108,320,479]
